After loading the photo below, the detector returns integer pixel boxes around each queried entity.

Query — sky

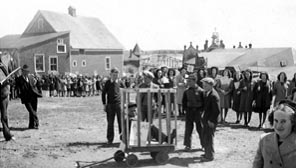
[0,0,296,50]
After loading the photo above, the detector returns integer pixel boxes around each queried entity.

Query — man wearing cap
[200,77,220,162]
[102,67,125,144]
[0,52,14,141]
[16,64,42,129]
[138,70,159,122]
[182,74,204,151]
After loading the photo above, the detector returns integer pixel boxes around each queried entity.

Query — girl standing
[252,72,273,128]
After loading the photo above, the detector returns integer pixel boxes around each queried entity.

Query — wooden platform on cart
[126,144,175,153]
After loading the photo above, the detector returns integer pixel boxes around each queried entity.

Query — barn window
[105,57,111,70]
[82,60,86,67]
[49,56,58,72]
[280,60,287,67]
[57,38,66,53]
[73,60,77,67]
[79,49,85,55]
[34,54,45,72]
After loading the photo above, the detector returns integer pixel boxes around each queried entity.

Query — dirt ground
[0,96,267,168]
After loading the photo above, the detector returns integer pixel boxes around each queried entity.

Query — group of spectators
[133,66,296,164]
[152,66,296,129]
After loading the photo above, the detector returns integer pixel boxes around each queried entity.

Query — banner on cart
[129,121,149,146]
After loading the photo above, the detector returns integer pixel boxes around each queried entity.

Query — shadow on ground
[76,156,202,168]
[0,127,31,131]
[66,142,120,148]
[217,122,274,132]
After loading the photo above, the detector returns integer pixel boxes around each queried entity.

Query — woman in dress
[272,72,289,107]
[166,68,176,115]
[232,71,242,123]
[153,69,164,87]
[288,87,296,102]
[216,68,233,123]
[252,72,273,128]
[239,69,255,127]
[287,72,296,97]
[176,67,187,116]
[209,66,219,87]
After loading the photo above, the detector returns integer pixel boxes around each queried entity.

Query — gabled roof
[186,48,296,68]
[227,48,292,67]
[29,10,124,50]
[0,32,69,49]
[186,48,247,67]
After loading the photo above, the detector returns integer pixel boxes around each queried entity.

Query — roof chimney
[238,42,243,48]
[249,43,252,49]
[68,6,76,17]
[204,40,208,51]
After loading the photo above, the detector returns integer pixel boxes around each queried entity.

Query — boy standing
[102,67,125,144]
[182,74,204,150]
[200,77,220,162]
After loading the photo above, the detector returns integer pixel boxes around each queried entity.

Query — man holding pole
[0,52,14,141]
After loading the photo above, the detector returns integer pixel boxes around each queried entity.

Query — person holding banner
[0,53,14,141]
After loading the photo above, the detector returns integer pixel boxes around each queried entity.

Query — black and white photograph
[1,0,296,167]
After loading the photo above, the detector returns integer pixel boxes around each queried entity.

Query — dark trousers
[106,103,121,143]
[0,96,12,140]
[184,107,203,148]
[202,119,216,159]
[122,121,167,145]
[150,125,167,143]
[24,97,39,128]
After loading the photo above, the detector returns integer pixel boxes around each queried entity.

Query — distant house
[0,6,124,76]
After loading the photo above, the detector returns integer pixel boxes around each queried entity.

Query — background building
[0,6,124,76]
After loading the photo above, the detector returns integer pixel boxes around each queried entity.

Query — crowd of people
[1,56,296,166]
[100,65,296,163]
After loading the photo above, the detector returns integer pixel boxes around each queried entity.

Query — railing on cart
[115,88,178,166]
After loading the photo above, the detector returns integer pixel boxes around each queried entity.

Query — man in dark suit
[201,77,220,162]
[16,65,42,129]
[102,67,125,144]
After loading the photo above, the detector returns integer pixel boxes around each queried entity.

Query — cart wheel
[150,152,158,159]
[155,151,169,165]
[114,150,125,162]
[126,154,138,167]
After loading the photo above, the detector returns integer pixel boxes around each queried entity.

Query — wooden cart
[114,88,178,166]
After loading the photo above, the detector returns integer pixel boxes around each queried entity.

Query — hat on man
[128,102,137,108]
[110,67,119,73]
[142,70,154,79]
[186,74,197,81]
[22,64,29,71]
[201,77,215,86]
